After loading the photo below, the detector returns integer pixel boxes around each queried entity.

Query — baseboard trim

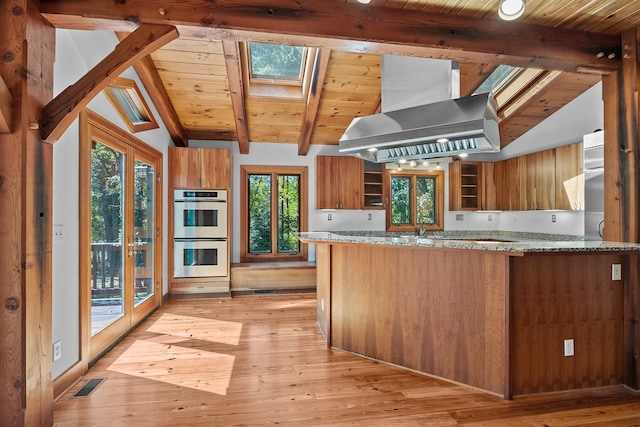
[53,361,86,401]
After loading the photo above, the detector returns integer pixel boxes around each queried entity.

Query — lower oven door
[174,239,228,278]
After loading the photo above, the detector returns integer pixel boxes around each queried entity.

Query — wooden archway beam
[298,48,331,156]
[222,39,250,154]
[40,24,178,143]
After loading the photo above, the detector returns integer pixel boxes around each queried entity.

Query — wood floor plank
[54,295,640,426]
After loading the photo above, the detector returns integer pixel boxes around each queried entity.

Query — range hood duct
[338,92,500,163]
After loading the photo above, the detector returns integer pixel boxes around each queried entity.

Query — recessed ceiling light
[357,0,371,3]
[398,158,407,164]
[422,160,429,166]
[499,0,525,20]
[458,153,468,158]
[409,160,417,167]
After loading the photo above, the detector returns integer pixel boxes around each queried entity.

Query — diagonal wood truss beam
[0,74,11,133]
[222,39,250,154]
[459,63,499,97]
[298,48,331,155]
[116,32,187,147]
[39,0,621,74]
[41,24,178,143]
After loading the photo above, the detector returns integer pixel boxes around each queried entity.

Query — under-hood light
[436,137,449,143]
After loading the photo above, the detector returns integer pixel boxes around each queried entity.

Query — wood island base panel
[299,232,640,399]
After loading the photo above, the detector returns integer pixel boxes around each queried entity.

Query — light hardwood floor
[54,295,640,426]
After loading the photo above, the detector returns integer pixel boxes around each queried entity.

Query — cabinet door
[169,147,201,188]
[316,156,337,209]
[316,156,363,209]
[335,156,363,209]
[555,143,583,210]
[523,151,555,210]
[200,148,231,189]
[494,157,521,210]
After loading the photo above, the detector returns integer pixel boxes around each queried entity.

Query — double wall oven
[173,189,228,278]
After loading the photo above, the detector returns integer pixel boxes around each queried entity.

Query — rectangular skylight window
[249,42,306,81]
[103,77,158,133]
[476,65,518,93]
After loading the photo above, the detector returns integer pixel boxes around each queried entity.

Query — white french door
[80,110,162,362]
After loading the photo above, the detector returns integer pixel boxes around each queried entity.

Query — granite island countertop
[298,230,640,253]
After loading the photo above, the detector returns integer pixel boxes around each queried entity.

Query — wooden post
[0,1,55,425]
[603,27,640,392]
[603,28,640,243]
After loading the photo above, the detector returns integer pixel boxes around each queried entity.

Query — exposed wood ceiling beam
[40,0,621,73]
[41,24,179,143]
[298,48,331,155]
[459,63,498,97]
[116,32,188,147]
[222,39,250,154]
[0,74,11,133]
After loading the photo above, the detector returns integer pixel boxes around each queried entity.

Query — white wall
[52,29,173,379]
[189,141,386,262]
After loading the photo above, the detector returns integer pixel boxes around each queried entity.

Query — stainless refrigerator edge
[583,131,604,241]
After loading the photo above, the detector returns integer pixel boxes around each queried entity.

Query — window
[103,77,158,133]
[241,42,316,99]
[240,165,308,262]
[385,169,444,232]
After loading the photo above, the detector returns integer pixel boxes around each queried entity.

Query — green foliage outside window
[391,176,411,225]
[249,42,305,80]
[277,175,300,253]
[91,141,124,244]
[248,173,301,255]
[248,174,272,253]
[391,175,436,226]
[416,177,435,224]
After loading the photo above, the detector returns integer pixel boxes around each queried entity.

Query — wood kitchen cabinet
[482,141,583,211]
[316,155,363,209]
[555,143,584,210]
[169,146,231,189]
[168,146,232,298]
[449,161,482,210]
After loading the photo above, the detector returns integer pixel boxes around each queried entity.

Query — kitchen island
[298,231,640,399]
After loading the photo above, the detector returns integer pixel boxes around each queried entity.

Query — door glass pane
[391,176,411,225]
[90,141,125,336]
[248,174,272,253]
[133,159,155,306]
[416,177,436,225]
[277,174,300,253]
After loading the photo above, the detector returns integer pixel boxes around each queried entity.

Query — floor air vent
[253,289,276,295]
[73,378,105,397]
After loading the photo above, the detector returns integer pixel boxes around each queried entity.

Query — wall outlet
[367,213,372,221]
[564,339,574,357]
[512,214,517,222]
[53,340,62,361]
[488,214,493,222]
[612,263,622,281]
[53,224,63,242]
[456,214,464,221]
[551,214,556,223]
[327,213,332,221]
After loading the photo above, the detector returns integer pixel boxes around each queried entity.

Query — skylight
[249,42,306,81]
[103,77,158,133]
[241,42,315,99]
[476,65,518,93]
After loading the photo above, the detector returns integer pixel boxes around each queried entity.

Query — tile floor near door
[54,294,640,426]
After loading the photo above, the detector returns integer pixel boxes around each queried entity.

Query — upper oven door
[174,200,228,239]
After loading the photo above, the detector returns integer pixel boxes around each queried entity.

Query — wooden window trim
[240,165,308,263]
[384,168,445,232]
[103,77,159,133]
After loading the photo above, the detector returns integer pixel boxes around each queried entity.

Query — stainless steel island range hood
[338,92,500,163]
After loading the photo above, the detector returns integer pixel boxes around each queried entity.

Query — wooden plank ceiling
[40,0,639,152]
